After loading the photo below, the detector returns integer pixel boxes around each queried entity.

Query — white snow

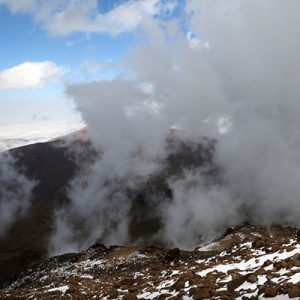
[170,270,181,276]
[257,275,268,285]
[198,241,220,251]
[197,244,300,277]
[258,296,297,300]
[47,285,69,293]
[236,281,257,291]
[156,279,175,289]
[288,273,300,284]
[137,289,178,299]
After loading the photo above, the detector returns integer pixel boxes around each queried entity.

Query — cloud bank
[0,61,65,89]
[46,0,300,253]
[0,0,177,36]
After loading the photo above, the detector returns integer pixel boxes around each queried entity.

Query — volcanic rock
[1,224,300,299]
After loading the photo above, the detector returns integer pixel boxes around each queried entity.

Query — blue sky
[0,4,140,69]
[0,0,182,148]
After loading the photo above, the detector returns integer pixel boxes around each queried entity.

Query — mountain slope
[0,135,93,281]
[0,132,216,282]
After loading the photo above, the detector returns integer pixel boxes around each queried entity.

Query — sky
[0,0,180,149]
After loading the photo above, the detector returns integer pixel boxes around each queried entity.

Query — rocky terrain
[1,224,300,299]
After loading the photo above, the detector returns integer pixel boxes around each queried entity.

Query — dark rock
[224,227,235,236]
[227,275,246,291]
[271,245,280,252]
[157,294,173,300]
[288,285,300,298]
[290,254,300,267]
[123,293,139,300]
[220,296,231,300]
[286,245,294,252]
[264,247,272,254]
[259,284,279,297]
[266,274,273,281]
[109,245,119,251]
[108,288,119,299]
[263,260,272,267]
[88,243,107,252]
[252,239,265,249]
[172,277,186,291]
[119,277,135,287]
[189,287,215,299]
[273,261,283,270]
[164,248,180,263]
[246,274,257,283]
[296,229,300,242]
[281,260,289,269]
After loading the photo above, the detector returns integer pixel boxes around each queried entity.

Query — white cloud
[187,32,211,50]
[0,0,177,36]
[0,61,65,89]
[0,0,37,13]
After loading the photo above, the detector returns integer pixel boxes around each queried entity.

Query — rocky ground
[1,224,300,299]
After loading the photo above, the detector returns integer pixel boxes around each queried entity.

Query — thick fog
[50,0,300,253]
[0,152,36,236]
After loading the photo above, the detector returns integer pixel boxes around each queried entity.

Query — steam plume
[0,152,36,236]
[50,0,300,253]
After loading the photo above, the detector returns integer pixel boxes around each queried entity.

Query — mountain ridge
[0,129,216,282]
[1,224,300,299]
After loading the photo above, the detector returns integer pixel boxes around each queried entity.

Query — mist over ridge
[47,1,300,254]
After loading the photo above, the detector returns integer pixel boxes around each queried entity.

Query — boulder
[260,284,279,297]
[296,229,300,242]
[172,277,186,291]
[227,275,246,291]
[288,285,300,298]
[123,293,139,300]
[252,239,265,249]
[290,254,300,267]
[246,274,258,283]
[164,248,180,263]
[189,287,215,300]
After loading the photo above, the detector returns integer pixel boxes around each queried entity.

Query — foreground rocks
[1,224,300,299]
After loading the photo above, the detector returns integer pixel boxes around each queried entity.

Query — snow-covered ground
[0,121,84,151]
[1,225,300,299]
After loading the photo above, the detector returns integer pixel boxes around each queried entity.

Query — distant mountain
[0,129,216,282]
[1,224,300,299]
[1,138,40,150]
[0,122,84,151]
